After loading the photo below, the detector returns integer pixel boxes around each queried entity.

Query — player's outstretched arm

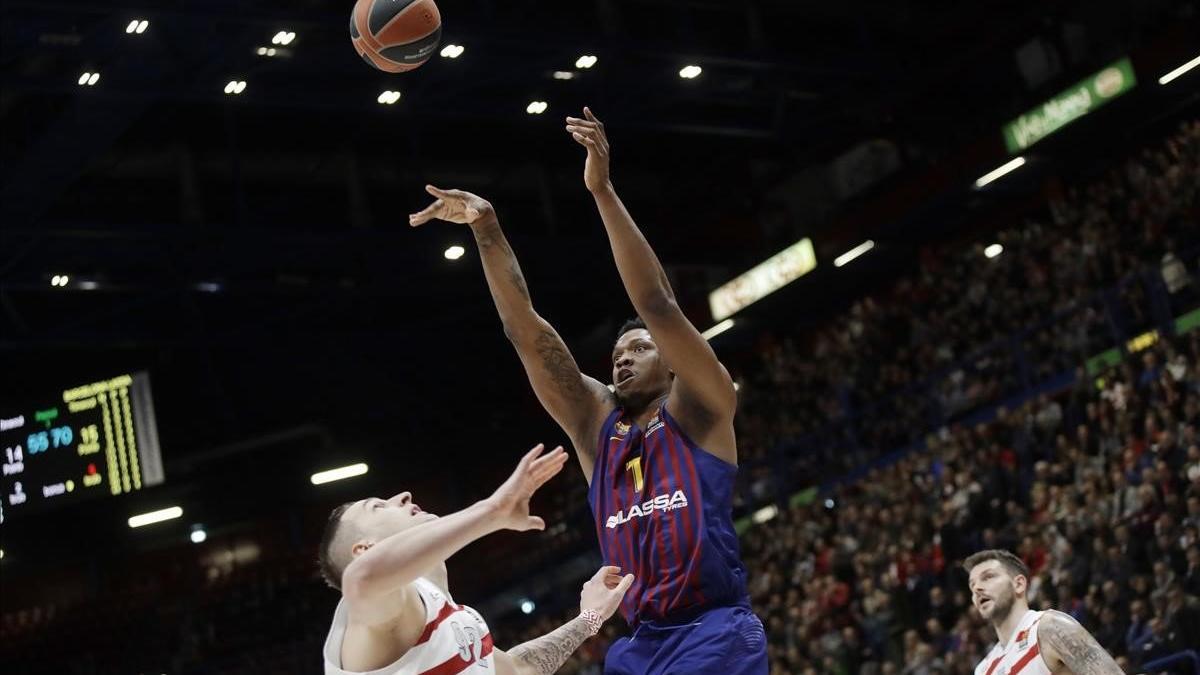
[409,188,613,476]
[566,109,737,425]
[1036,610,1124,675]
[494,566,634,675]
[342,445,568,617]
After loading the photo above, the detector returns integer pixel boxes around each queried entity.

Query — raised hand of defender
[579,565,635,621]
[485,444,569,532]
[565,107,611,193]
[408,185,495,227]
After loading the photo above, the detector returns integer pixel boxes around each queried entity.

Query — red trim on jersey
[658,430,693,612]
[623,440,648,622]
[614,436,638,591]
[614,425,643,619]
[671,425,707,605]
[983,656,1003,675]
[417,632,494,675]
[593,428,619,579]
[596,411,637,623]
[1009,645,1041,675]
[414,600,463,646]
[648,443,678,617]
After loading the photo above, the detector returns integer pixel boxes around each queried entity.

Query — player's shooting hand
[566,107,611,194]
[579,565,635,621]
[483,444,568,532]
[408,185,495,228]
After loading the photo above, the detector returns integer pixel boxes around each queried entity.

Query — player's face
[968,560,1023,622]
[349,491,438,542]
[612,329,671,402]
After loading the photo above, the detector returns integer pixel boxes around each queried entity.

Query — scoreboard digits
[0,372,164,521]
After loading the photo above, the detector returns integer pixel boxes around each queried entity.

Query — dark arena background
[2,1,1200,673]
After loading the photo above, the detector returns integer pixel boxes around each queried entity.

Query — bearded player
[318,444,635,675]
[408,107,767,674]
[965,550,1123,675]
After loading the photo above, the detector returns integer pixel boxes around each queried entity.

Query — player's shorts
[603,604,768,675]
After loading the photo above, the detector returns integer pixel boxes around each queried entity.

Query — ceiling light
[974,157,1026,188]
[700,319,735,340]
[128,506,183,528]
[1158,54,1200,85]
[311,463,369,485]
[834,240,875,267]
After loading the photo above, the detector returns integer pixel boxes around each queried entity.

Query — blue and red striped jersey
[587,403,749,626]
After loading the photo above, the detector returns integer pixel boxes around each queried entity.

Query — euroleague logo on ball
[350,0,442,73]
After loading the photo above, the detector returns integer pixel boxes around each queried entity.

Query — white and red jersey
[324,577,494,675]
[975,609,1053,675]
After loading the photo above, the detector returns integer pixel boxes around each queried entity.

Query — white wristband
[579,609,603,636]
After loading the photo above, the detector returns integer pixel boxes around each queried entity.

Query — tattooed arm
[409,187,614,479]
[496,614,595,675]
[1037,610,1124,675]
[495,566,634,675]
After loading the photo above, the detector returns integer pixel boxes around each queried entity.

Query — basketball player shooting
[408,107,767,674]
[318,444,635,675]
[965,550,1123,675]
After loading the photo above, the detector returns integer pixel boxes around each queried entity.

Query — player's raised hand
[484,444,569,532]
[565,107,611,194]
[408,185,495,227]
[579,565,635,621]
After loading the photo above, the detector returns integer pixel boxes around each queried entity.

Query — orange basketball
[349,0,442,73]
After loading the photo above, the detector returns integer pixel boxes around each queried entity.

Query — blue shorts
[603,605,768,675]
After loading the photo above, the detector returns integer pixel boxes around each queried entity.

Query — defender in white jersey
[318,444,635,675]
[964,550,1123,675]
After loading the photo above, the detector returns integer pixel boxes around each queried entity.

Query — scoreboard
[1,372,164,521]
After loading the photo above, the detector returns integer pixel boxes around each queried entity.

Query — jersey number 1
[625,457,645,492]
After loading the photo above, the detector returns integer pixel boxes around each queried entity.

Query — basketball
[349,0,442,73]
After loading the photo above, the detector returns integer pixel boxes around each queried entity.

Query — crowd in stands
[2,120,1198,674]
[734,119,1200,502]
[740,330,1200,674]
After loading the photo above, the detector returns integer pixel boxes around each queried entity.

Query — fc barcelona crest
[615,421,631,436]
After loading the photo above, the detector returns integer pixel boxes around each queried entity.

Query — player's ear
[1012,573,1028,596]
[351,540,374,558]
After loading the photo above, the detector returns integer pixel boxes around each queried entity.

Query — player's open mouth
[617,369,635,385]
